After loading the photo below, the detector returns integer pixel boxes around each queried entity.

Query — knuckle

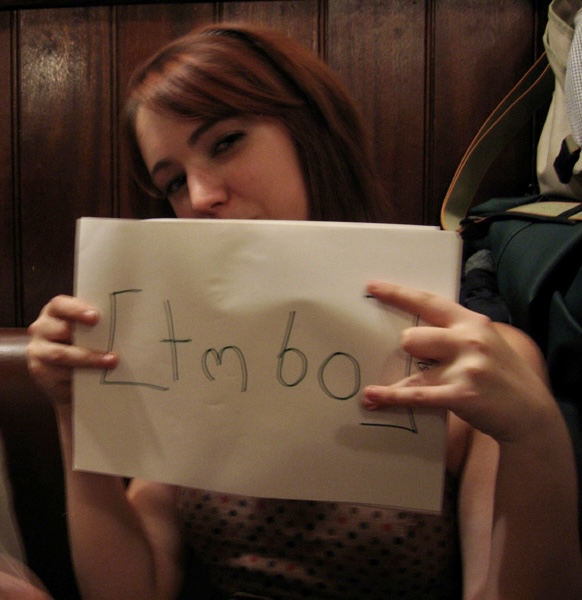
[459,358,492,389]
[46,343,70,364]
[27,321,38,336]
[52,293,71,304]
[409,387,426,401]
[458,382,480,401]
[25,341,37,365]
[460,324,495,356]
[400,328,417,351]
[44,295,64,314]
[27,358,42,379]
[472,312,493,328]
[400,380,431,404]
[416,289,436,304]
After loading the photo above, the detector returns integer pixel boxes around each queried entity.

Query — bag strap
[460,198,582,239]
[440,52,554,231]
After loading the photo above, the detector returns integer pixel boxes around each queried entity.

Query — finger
[29,312,76,345]
[366,281,468,328]
[363,381,462,413]
[400,326,458,363]
[28,296,100,344]
[31,339,117,370]
[40,295,99,325]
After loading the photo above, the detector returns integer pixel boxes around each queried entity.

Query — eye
[212,131,245,156]
[164,174,187,198]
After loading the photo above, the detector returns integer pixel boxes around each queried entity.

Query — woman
[27,22,582,600]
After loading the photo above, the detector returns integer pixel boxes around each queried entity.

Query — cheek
[261,159,308,214]
[172,206,189,219]
[279,167,309,219]
[233,169,262,198]
[260,170,308,218]
[167,196,192,219]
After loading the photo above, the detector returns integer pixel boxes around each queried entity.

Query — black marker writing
[102,289,169,391]
[202,346,248,392]
[99,289,418,434]
[277,310,308,388]
[318,352,361,400]
[160,299,192,382]
[359,293,418,432]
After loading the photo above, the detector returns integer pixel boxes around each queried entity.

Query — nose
[186,172,227,218]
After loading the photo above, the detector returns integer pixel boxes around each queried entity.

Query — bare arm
[483,325,581,599]
[457,427,498,600]
[27,296,184,600]
[363,281,582,600]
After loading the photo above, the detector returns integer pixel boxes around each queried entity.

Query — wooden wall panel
[0,11,15,325]
[431,0,542,223]
[18,7,113,325]
[0,0,550,327]
[326,0,426,224]
[220,0,319,49]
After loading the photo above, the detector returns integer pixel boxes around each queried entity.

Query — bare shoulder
[128,478,180,513]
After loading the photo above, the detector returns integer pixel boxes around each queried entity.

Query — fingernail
[363,397,381,411]
[103,352,117,365]
[365,385,381,400]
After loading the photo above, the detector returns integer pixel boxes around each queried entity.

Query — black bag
[461,197,582,476]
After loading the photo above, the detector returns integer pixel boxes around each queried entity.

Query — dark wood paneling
[220,0,319,48]
[326,0,426,225]
[0,11,16,325]
[18,6,113,324]
[1,0,169,7]
[431,0,543,223]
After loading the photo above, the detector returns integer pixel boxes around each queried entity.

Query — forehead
[135,107,203,169]
[135,106,192,144]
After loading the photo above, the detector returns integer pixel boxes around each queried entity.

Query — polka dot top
[176,473,461,599]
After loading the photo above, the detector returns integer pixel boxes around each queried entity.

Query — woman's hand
[27,295,118,404]
[362,281,557,443]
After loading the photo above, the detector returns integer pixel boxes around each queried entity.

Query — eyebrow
[188,119,218,147]
[150,119,219,179]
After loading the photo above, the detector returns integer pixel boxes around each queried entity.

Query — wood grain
[0,11,15,325]
[18,6,112,324]
[326,0,426,224]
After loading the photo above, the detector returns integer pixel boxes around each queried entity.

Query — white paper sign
[73,218,461,513]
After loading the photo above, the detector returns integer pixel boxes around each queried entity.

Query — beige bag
[537,0,582,198]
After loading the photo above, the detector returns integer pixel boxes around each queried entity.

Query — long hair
[124,22,391,223]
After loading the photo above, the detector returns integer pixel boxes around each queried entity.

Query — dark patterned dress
[176,473,461,599]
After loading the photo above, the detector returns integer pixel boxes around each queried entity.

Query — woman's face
[135,107,309,220]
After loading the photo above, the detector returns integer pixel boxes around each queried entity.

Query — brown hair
[124,22,391,223]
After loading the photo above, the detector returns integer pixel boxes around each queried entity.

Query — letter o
[317,352,361,400]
